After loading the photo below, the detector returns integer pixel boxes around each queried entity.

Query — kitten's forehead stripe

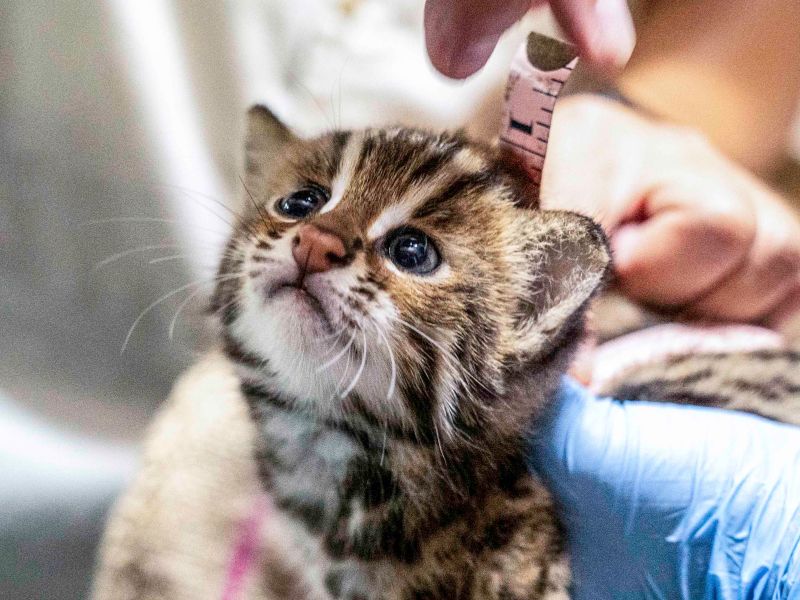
[451,147,489,174]
[329,131,351,174]
[355,131,504,240]
[405,139,464,184]
[412,171,497,221]
[367,203,414,241]
[366,176,453,241]
[320,132,364,215]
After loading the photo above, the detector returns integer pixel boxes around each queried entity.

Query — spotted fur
[206,106,610,599]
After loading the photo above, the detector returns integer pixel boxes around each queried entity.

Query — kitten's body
[209,109,597,599]
[241,387,567,600]
[93,110,800,600]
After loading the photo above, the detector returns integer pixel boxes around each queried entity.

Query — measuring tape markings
[500,32,578,199]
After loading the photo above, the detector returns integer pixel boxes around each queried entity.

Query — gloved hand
[528,377,800,599]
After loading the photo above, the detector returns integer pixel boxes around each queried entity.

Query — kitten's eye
[275,186,328,219]
[384,228,440,275]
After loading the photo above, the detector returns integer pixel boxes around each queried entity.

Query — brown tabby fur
[92,107,800,600]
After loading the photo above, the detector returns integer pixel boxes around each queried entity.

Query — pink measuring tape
[500,32,578,202]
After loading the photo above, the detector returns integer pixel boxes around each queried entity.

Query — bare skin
[544,95,800,331]
[424,0,800,332]
[424,0,636,78]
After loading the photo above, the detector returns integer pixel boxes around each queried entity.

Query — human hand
[543,95,800,332]
[424,0,635,78]
[527,377,800,599]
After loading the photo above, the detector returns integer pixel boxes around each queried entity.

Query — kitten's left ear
[243,105,297,192]
[511,210,611,362]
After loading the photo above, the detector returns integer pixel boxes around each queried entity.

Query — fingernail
[593,0,636,70]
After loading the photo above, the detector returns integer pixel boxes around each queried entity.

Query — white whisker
[340,326,367,398]
[433,421,447,464]
[148,242,243,267]
[196,295,238,339]
[84,217,176,225]
[372,321,397,401]
[319,328,348,358]
[94,244,179,269]
[397,316,485,390]
[396,318,450,358]
[121,273,241,355]
[148,254,188,265]
[317,329,356,372]
[168,285,209,340]
[83,217,228,237]
[142,182,251,236]
[334,340,353,394]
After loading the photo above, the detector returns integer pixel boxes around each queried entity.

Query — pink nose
[291,224,347,273]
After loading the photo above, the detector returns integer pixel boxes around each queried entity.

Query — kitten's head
[214,106,609,444]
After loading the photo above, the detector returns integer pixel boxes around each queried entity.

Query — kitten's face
[214,106,608,441]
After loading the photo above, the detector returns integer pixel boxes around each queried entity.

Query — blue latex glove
[528,377,800,599]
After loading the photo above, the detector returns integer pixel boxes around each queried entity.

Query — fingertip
[612,210,753,306]
[550,0,635,75]
[610,221,696,305]
[425,32,499,79]
[589,0,636,71]
[608,224,644,278]
[423,0,485,79]
[765,282,800,335]
[423,0,530,79]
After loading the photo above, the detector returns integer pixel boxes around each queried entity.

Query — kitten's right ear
[510,210,611,363]
[244,105,296,186]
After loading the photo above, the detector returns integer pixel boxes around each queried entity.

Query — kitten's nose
[292,224,347,273]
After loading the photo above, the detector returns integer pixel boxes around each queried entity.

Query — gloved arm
[528,377,800,599]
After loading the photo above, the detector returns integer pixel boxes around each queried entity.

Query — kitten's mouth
[272,283,331,327]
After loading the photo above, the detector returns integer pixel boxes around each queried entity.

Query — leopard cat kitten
[208,105,612,599]
[92,107,800,600]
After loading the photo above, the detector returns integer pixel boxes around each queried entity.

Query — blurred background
[1,1,799,598]
[0,1,530,597]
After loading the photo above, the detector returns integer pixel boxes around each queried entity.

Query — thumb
[611,190,755,307]
[548,0,636,74]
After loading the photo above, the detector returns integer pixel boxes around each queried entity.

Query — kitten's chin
[270,284,333,334]
[234,282,342,365]
[232,294,343,403]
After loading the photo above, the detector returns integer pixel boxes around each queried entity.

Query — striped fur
[207,106,610,599]
[94,106,800,600]
[600,350,800,426]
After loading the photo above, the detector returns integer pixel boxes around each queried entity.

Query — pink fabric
[221,494,270,600]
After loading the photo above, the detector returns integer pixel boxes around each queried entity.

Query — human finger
[424,0,532,79]
[611,181,756,306]
[424,0,635,79]
[548,0,635,74]
[689,194,800,322]
[764,281,800,334]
